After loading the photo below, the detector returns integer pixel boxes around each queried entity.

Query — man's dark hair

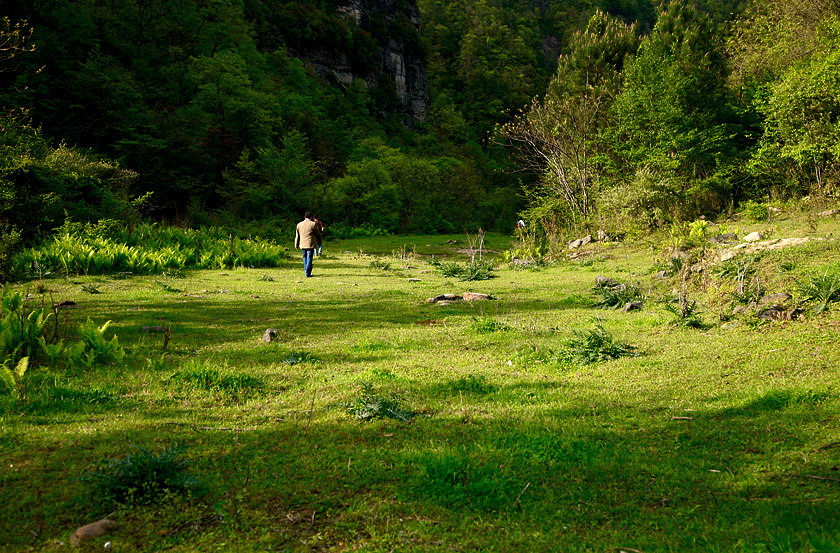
[304,211,312,219]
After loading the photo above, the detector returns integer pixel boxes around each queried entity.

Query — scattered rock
[743,231,763,242]
[54,300,78,308]
[654,270,670,279]
[69,519,120,546]
[758,306,803,321]
[818,209,839,217]
[707,233,739,246]
[261,328,283,342]
[463,292,492,302]
[595,276,620,288]
[597,230,610,242]
[757,293,792,308]
[620,301,644,313]
[408,278,422,282]
[568,239,584,249]
[690,263,704,273]
[426,294,462,303]
[580,234,593,247]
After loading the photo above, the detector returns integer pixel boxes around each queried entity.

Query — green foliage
[663,296,705,328]
[0,356,28,399]
[12,222,289,279]
[368,260,392,271]
[470,316,511,334]
[740,200,769,222]
[796,270,840,314]
[75,319,126,367]
[171,360,264,397]
[81,445,202,508]
[344,382,414,421]
[591,281,643,309]
[432,259,496,281]
[0,286,52,369]
[563,320,637,365]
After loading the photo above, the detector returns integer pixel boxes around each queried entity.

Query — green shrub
[796,271,840,314]
[563,321,637,365]
[76,319,125,366]
[740,200,769,222]
[81,444,202,507]
[663,297,705,328]
[344,382,414,421]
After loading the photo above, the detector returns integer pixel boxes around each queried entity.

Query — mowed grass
[1,225,840,553]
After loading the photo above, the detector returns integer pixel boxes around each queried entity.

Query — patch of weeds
[81,444,202,508]
[514,345,570,369]
[258,274,275,282]
[414,453,516,511]
[171,360,264,397]
[563,320,637,365]
[777,261,796,273]
[350,340,393,353]
[368,259,392,271]
[663,296,705,328]
[796,270,840,314]
[443,374,496,395]
[279,351,319,365]
[431,259,464,278]
[592,281,643,309]
[459,260,495,281]
[155,280,182,293]
[729,282,764,306]
[715,254,762,282]
[80,284,101,294]
[470,316,511,334]
[344,382,414,421]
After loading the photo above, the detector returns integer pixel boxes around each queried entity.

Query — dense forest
[1,0,839,269]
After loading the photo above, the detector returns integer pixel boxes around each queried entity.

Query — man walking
[295,212,322,278]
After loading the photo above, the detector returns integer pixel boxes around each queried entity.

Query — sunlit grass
[2,223,840,552]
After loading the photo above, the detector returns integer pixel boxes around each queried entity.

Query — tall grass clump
[170,359,264,398]
[81,444,202,508]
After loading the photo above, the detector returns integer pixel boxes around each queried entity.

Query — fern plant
[796,271,840,314]
[0,356,29,399]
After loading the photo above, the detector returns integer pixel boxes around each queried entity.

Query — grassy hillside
[1,203,839,551]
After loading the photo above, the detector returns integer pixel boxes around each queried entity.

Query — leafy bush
[327,223,390,240]
[0,356,28,399]
[1,286,53,367]
[563,321,637,365]
[368,259,391,271]
[739,200,769,222]
[81,445,202,507]
[344,382,414,421]
[431,259,495,281]
[796,271,840,314]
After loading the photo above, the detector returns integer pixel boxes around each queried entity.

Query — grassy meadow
[2,209,840,552]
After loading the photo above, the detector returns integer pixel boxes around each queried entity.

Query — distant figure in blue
[313,216,325,256]
[295,212,322,278]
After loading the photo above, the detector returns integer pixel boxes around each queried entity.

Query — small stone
[580,235,593,246]
[261,328,283,342]
[818,209,839,217]
[757,293,792,308]
[568,239,584,249]
[654,270,670,279]
[708,233,739,245]
[620,301,644,313]
[597,230,610,242]
[463,292,492,302]
[408,278,421,282]
[69,519,120,546]
[744,231,763,242]
[594,276,619,288]
[690,263,704,273]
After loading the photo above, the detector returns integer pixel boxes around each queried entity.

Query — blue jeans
[301,248,315,277]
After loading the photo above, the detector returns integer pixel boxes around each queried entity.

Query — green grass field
[2,212,840,552]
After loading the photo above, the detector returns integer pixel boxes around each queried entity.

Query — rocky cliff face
[304,0,429,128]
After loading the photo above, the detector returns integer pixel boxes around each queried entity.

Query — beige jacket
[295,218,322,249]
